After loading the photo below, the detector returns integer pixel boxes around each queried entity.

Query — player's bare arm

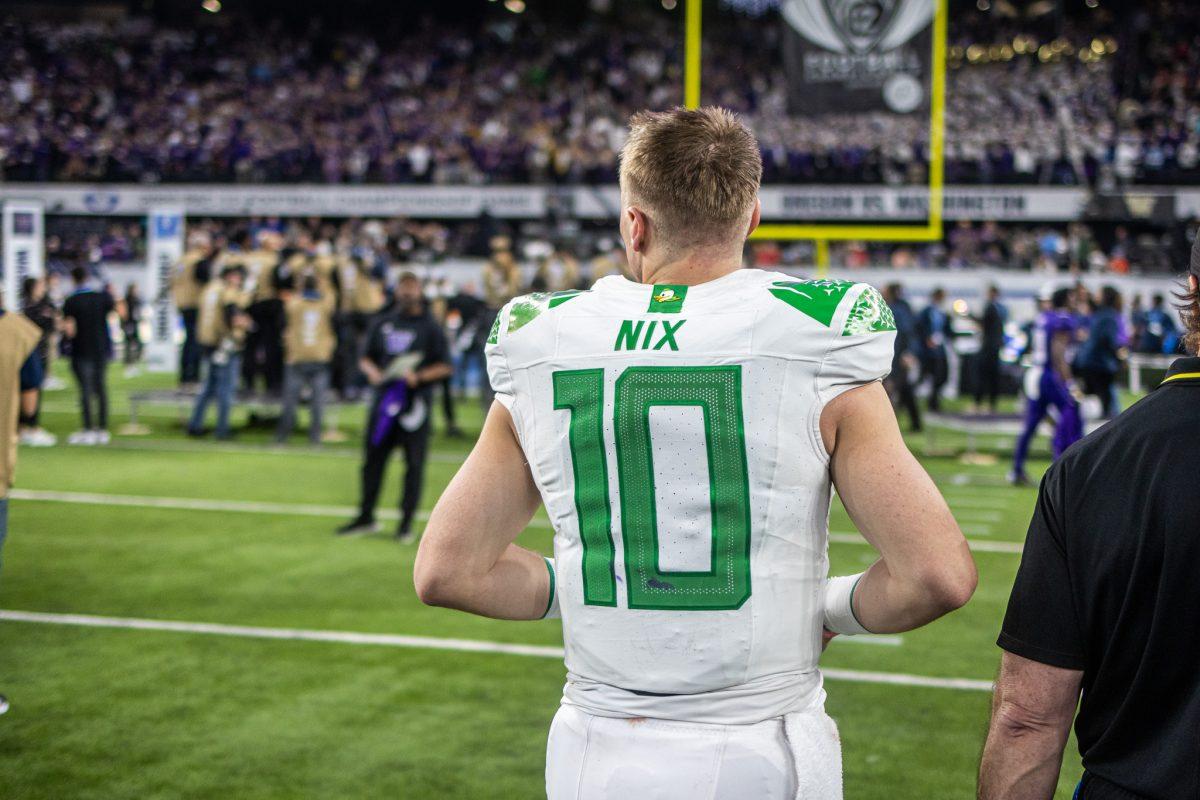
[978,652,1082,800]
[821,382,977,634]
[414,401,551,621]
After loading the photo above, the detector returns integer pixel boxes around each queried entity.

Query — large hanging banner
[782,0,935,115]
[145,207,185,373]
[1,200,45,311]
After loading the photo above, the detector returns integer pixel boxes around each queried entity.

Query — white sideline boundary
[8,489,1025,554]
[0,610,991,693]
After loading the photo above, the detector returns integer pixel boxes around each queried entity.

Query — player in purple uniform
[1011,288,1083,485]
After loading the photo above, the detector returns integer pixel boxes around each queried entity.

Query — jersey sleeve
[815,283,897,403]
[484,304,516,410]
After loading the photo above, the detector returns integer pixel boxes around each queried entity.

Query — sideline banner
[145,207,185,373]
[1,200,45,310]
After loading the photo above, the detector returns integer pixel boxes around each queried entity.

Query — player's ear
[624,206,648,255]
[746,198,762,240]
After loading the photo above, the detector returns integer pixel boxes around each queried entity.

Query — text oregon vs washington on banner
[782,0,935,115]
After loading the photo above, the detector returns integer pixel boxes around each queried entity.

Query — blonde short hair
[619,106,763,248]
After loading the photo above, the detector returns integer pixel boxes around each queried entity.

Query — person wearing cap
[979,245,1200,799]
[187,262,250,440]
[337,272,451,543]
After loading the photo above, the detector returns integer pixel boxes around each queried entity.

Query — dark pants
[243,300,285,394]
[921,349,949,412]
[1079,368,1121,419]
[890,357,922,432]
[180,308,201,384]
[276,362,330,443]
[358,401,431,532]
[189,350,242,438]
[71,357,109,430]
[123,323,142,364]
[333,313,369,397]
[19,352,45,428]
[975,348,1002,410]
[439,377,457,431]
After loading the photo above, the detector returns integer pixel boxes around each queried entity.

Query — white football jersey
[486,269,896,725]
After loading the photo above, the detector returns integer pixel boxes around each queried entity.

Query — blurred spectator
[338,273,452,543]
[0,287,43,713]
[918,287,952,413]
[1074,285,1128,418]
[62,266,115,446]
[276,274,336,444]
[883,283,921,432]
[121,282,143,368]
[18,276,58,447]
[973,284,1008,414]
[187,263,250,440]
[1137,293,1179,354]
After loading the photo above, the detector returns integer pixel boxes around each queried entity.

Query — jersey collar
[1160,357,1200,387]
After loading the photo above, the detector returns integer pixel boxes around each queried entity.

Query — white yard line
[37,438,469,464]
[9,489,1025,554]
[0,610,988,693]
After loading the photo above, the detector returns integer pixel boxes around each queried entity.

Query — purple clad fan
[1011,288,1083,485]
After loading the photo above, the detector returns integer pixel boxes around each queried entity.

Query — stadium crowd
[1,2,1198,186]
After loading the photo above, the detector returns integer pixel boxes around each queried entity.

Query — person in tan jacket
[187,264,250,440]
[0,290,42,716]
[276,274,337,444]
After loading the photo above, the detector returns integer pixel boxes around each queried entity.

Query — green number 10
[552,366,752,611]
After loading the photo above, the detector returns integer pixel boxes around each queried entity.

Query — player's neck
[635,250,743,287]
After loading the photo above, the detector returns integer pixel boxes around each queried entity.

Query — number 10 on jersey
[552,366,753,611]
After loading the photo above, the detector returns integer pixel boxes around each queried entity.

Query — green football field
[1,365,1086,799]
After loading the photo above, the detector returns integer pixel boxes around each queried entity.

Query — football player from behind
[415,107,976,800]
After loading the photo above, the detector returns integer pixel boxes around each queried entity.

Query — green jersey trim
[842,286,896,336]
[767,280,855,327]
[499,290,586,341]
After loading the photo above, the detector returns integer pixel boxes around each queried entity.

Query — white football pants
[545,704,843,800]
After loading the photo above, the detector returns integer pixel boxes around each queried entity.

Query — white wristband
[823,573,871,636]
[541,558,561,620]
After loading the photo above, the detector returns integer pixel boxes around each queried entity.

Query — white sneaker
[68,430,96,446]
[93,430,111,445]
[19,428,57,447]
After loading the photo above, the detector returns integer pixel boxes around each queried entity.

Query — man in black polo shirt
[979,245,1200,800]
[337,273,451,543]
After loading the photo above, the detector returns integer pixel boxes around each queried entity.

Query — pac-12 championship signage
[782,0,935,115]
[1,201,45,311]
